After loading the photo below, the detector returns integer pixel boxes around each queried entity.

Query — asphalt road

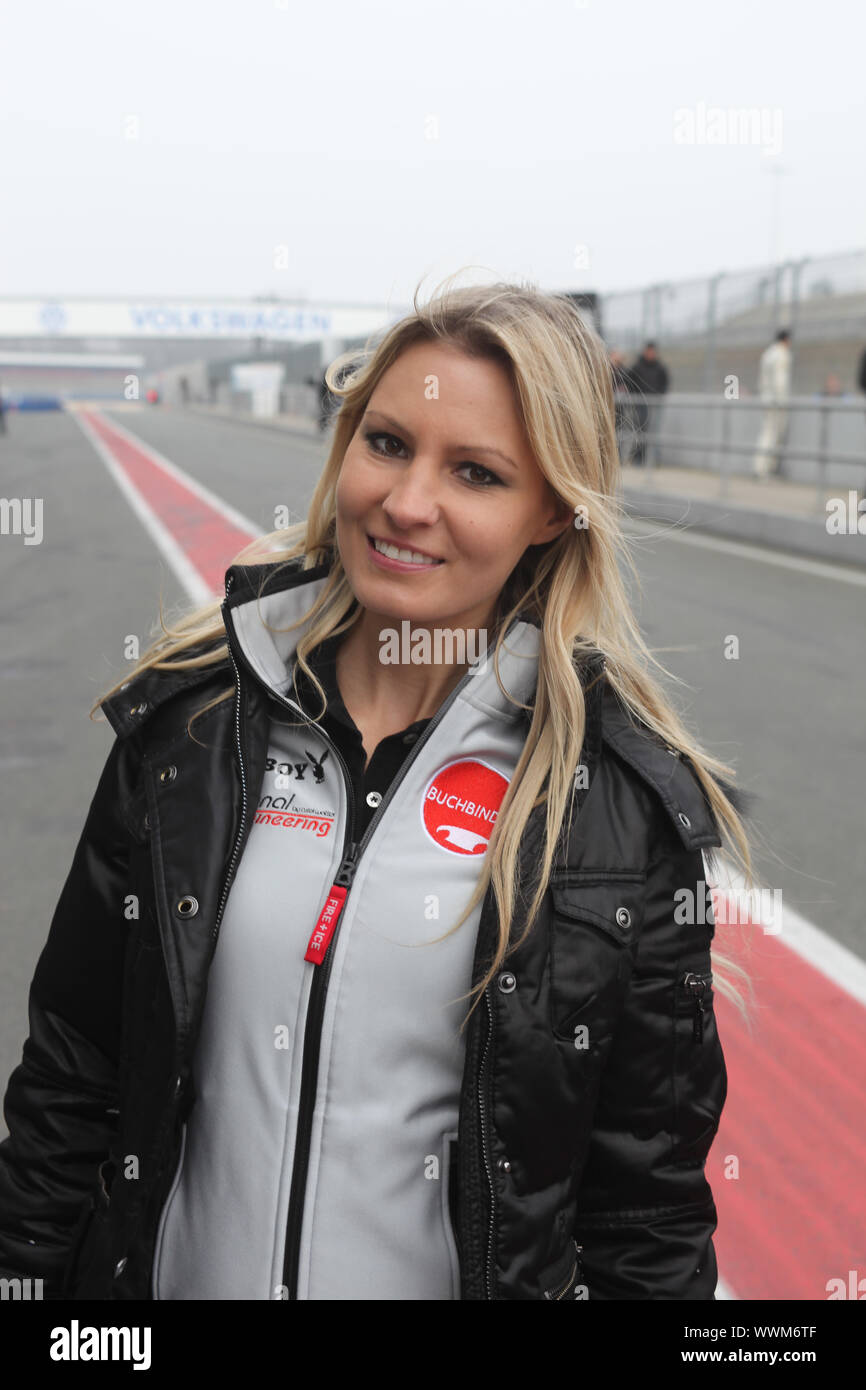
[1,406,862,1134]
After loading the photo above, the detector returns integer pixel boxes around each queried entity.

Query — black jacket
[629,355,670,396]
[0,556,728,1300]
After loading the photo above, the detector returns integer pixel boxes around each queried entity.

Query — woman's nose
[381,462,442,524]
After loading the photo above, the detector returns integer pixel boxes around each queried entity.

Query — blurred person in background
[816,372,849,398]
[305,369,336,432]
[608,348,631,393]
[608,349,633,460]
[627,340,669,467]
[753,328,792,479]
[857,343,866,407]
[857,345,866,501]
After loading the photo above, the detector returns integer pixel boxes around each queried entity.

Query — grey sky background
[2,0,864,306]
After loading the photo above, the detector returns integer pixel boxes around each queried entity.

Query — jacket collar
[100,557,324,740]
[599,687,722,849]
[101,556,713,860]
[103,553,608,761]
[224,559,544,732]
[103,554,603,739]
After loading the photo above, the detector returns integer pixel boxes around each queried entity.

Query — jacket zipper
[680,970,712,1043]
[543,1241,584,1300]
[277,651,490,1298]
[213,641,250,943]
[212,571,250,944]
[213,595,512,1300]
[478,985,496,1299]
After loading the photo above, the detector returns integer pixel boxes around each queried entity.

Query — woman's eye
[456,462,502,488]
[364,430,404,456]
[363,431,501,487]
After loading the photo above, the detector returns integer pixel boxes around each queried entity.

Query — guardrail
[613,392,866,499]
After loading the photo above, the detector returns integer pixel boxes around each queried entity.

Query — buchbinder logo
[422,759,509,856]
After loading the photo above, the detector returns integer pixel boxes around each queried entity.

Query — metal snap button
[678,812,691,828]
[160,764,177,784]
[498,972,517,994]
[142,813,150,831]
[113,1257,127,1277]
[176,896,199,917]
[366,791,382,808]
[615,907,631,928]
[497,1157,512,1173]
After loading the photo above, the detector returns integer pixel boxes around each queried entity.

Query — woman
[0,277,752,1301]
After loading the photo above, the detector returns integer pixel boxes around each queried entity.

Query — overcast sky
[2,0,864,308]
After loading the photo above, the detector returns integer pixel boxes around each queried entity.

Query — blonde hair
[94,272,756,1028]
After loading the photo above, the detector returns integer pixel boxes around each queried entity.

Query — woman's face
[335,341,572,636]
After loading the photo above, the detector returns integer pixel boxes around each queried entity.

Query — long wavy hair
[94,273,756,1027]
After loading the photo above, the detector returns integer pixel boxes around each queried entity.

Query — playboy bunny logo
[305,748,330,784]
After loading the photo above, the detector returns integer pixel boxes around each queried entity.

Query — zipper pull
[693,994,705,1043]
[682,972,707,1043]
[304,844,359,966]
[333,841,359,888]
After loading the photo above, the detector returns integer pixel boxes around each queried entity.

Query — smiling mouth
[366,533,445,565]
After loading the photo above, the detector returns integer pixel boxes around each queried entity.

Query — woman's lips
[366,533,445,570]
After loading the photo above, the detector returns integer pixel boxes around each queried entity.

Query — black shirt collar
[289,631,431,742]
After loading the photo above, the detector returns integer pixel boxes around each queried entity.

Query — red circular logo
[422,759,510,855]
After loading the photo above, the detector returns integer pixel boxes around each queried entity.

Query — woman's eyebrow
[362,409,521,472]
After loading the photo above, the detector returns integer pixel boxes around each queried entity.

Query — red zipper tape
[304,885,348,965]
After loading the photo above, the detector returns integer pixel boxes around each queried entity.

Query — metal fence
[600,248,866,395]
[614,392,866,495]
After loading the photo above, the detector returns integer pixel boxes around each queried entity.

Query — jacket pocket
[677,970,713,1044]
[548,873,645,1045]
[541,1238,584,1300]
[440,1130,461,1300]
[671,968,726,1167]
[64,1156,117,1299]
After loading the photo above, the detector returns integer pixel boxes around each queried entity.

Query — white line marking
[709,856,866,1007]
[623,515,866,587]
[71,408,261,605]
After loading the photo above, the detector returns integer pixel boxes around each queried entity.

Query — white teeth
[373,538,440,565]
